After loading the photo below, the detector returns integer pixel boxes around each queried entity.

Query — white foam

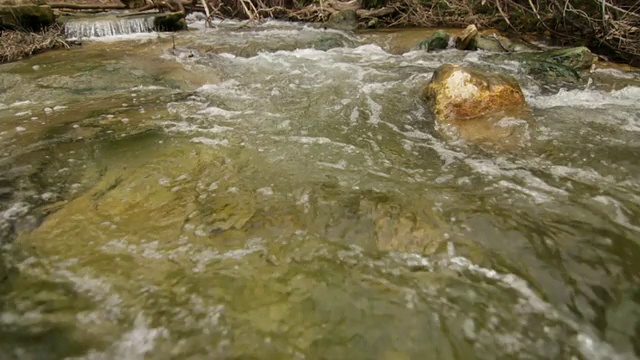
[2,202,30,220]
[592,67,640,80]
[131,85,166,91]
[162,121,232,134]
[81,314,168,360]
[528,86,640,109]
[317,159,348,170]
[441,256,633,360]
[191,137,229,148]
[10,100,31,107]
[197,80,253,100]
[256,187,274,196]
[550,165,614,184]
[465,158,568,201]
[592,195,640,232]
[65,17,155,40]
[198,106,243,118]
[365,96,382,124]
[621,115,640,132]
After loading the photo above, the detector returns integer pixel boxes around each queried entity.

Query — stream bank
[1,0,639,65]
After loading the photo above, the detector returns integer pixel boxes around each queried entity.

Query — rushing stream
[1,17,640,359]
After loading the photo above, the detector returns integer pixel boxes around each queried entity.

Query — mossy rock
[523,60,581,82]
[522,46,594,70]
[0,4,54,31]
[326,10,358,31]
[153,12,187,32]
[470,34,514,52]
[414,30,452,52]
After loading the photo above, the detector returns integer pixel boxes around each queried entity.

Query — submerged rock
[0,4,54,31]
[505,46,593,82]
[422,64,531,146]
[526,46,594,70]
[414,30,452,52]
[524,60,581,81]
[326,9,358,31]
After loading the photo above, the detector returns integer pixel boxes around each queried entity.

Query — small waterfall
[64,16,155,39]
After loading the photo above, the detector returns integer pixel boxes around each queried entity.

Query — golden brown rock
[423,64,532,147]
[423,64,527,123]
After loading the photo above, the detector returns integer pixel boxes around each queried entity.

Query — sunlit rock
[424,64,527,123]
[423,64,531,146]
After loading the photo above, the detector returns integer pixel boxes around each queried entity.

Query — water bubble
[257,187,274,196]
[462,318,477,341]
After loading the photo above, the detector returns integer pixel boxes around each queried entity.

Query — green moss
[524,60,581,81]
[415,30,451,51]
[531,46,594,70]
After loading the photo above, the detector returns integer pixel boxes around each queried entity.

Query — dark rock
[119,0,146,9]
[415,30,452,52]
[326,9,358,31]
[0,4,54,31]
[153,11,187,32]
[524,60,581,81]
[455,24,478,50]
[526,46,594,70]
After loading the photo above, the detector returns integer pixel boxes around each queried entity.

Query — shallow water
[1,19,640,359]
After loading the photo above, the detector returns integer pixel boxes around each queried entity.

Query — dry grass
[0,25,70,63]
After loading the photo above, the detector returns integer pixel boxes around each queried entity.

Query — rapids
[1,18,639,359]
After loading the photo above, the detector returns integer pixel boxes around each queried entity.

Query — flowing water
[63,15,156,39]
[1,18,640,359]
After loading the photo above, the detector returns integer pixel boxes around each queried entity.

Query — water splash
[64,17,155,39]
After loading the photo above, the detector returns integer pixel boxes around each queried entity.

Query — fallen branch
[48,3,127,9]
